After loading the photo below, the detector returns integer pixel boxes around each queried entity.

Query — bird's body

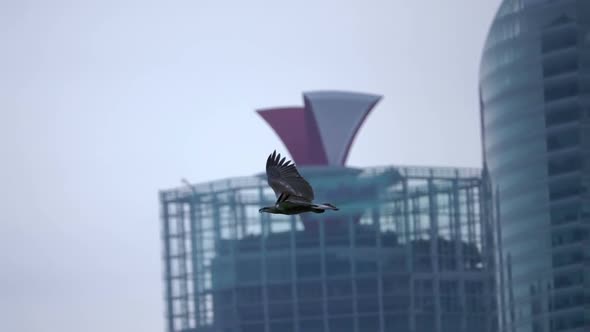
[259,151,339,215]
[261,200,338,215]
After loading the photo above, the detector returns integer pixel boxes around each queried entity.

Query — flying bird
[259,150,339,214]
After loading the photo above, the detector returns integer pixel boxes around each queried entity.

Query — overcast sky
[1,1,501,331]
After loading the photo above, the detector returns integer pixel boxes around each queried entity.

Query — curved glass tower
[479,1,590,331]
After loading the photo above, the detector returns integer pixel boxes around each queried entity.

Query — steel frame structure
[159,165,497,332]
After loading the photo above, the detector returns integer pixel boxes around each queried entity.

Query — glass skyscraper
[479,1,590,331]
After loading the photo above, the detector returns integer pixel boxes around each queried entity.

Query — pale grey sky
[0,1,500,331]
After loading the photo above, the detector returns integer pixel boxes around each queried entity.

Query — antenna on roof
[181,178,197,194]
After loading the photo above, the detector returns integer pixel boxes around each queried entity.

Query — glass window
[440,280,459,296]
[553,269,584,288]
[381,231,398,248]
[551,201,580,225]
[580,75,590,94]
[325,234,350,247]
[442,314,464,331]
[384,314,409,331]
[326,279,352,298]
[214,290,233,308]
[549,177,583,201]
[358,315,379,331]
[267,284,292,302]
[238,234,261,252]
[236,258,261,283]
[296,255,321,279]
[268,302,293,320]
[270,321,294,332]
[485,114,544,150]
[382,295,410,312]
[467,315,489,332]
[483,88,539,127]
[548,155,583,175]
[297,281,322,300]
[552,311,587,330]
[416,314,435,331]
[499,190,546,221]
[215,308,234,328]
[544,80,579,102]
[328,317,354,332]
[465,280,485,296]
[542,52,577,77]
[325,255,351,276]
[552,227,588,247]
[327,298,354,315]
[236,286,262,305]
[546,130,579,151]
[297,301,322,318]
[356,297,379,313]
[489,141,546,177]
[440,254,458,271]
[356,278,378,295]
[441,295,462,313]
[552,249,584,267]
[545,105,580,126]
[238,304,265,322]
[355,234,377,247]
[295,231,319,249]
[356,257,378,274]
[299,319,323,332]
[552,290,585,310]
[465,295,486,313]
[265,232,290,250]
[241,323,264,332]
[541,27,577,53]
[381,275,409,295]
[266,256,292,281]
[413,254,433,272]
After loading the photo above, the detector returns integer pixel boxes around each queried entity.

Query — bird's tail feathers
[318,203,339,211]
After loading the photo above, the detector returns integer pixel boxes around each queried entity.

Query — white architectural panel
[303,91,382,165]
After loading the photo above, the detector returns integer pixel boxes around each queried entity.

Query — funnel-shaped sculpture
[257,91,382,166]
[257,107,328,165]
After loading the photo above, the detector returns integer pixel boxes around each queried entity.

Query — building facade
[479,1,590,331]
[160,91,498,332]
[160,165,496,332]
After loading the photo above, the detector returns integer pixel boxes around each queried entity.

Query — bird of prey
[259,150,339,215]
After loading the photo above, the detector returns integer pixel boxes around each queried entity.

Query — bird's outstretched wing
[265,150,314,202]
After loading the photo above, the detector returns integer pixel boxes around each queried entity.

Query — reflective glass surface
[160,166,497,332]
[480,1,590,331]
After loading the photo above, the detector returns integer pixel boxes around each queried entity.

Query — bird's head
[259,206,278,214]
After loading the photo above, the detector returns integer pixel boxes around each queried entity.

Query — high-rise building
[160,91,497,332]
[479,1,590,331]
